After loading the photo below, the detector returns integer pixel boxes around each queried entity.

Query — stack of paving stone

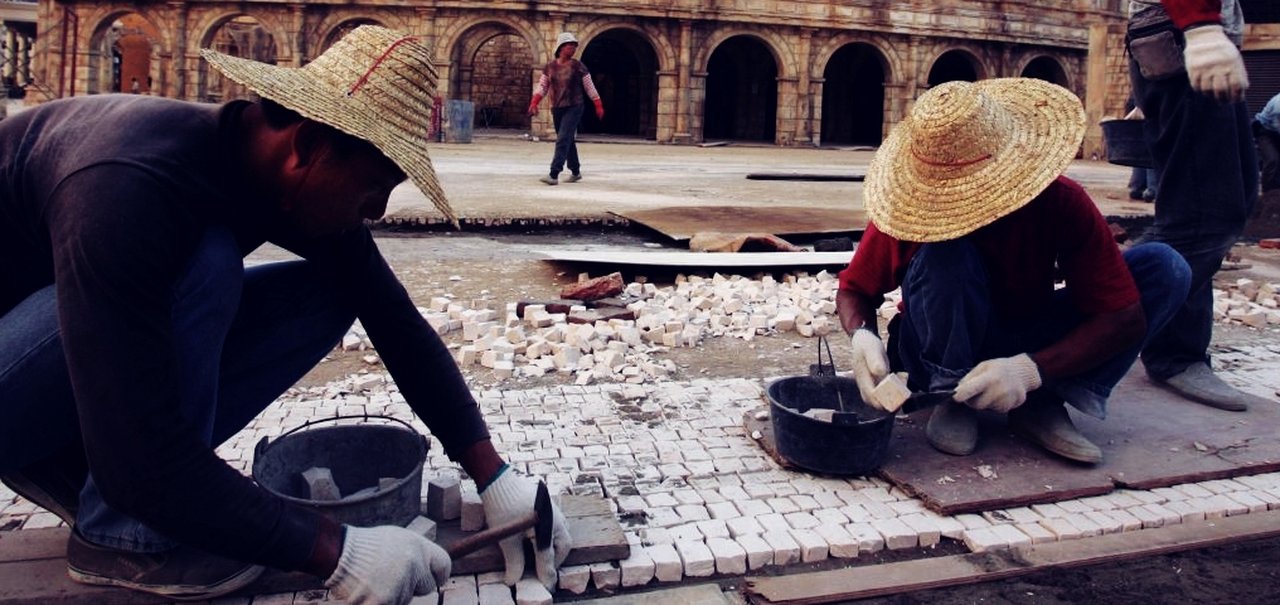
[1214,278,1280,329]
[336,271,907,386]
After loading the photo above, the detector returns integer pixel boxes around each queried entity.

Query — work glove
[594,99,606,120]
[954,353,1042,413]
[1124,106,1144,120]
[325,525,451,605]
[480,467,572,588]
[528,94,543,117]
[849,328,890,407]
[1183,25,1249,104]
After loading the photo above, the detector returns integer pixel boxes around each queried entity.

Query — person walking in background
[1255,92,1280,193]
[528,32,604,186]
[1127,0,1271,411]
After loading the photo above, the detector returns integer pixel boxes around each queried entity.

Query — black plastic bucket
[252,416,429,527]
[767,375,895,476]
[1101,118,1154,169]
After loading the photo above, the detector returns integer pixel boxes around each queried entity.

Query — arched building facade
[26,1,1280,156]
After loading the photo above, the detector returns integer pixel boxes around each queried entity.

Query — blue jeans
[891,240,1190,419]
[0,228,354,551]
[1129,59,1258,380]
[550,103,584,177]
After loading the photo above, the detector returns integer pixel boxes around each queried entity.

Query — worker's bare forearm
[1030,303,1146,380]
[837,288,880,335]
[456,439,507,488]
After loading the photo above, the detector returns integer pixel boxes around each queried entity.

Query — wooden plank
[535,249,855,269]
[745,172,865,182]
[0,496,628,603]
[609,206,866,241]
[745,509,1280,604]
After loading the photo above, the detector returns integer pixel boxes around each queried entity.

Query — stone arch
[435,14,540,64]
[925,46,987,87]
[819,41,891,146]
[318,17,388,55]
[446,21,539,129]
[701,33,782,142]
[1017,53,1072,88]
[577,26,662,138]
[573,21,677,74]
[84,10,166,95]
[694,27,790,80]
[195,13,284,103]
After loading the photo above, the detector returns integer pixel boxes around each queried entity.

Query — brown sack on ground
[561,272,625,301]
[688,231,805,253]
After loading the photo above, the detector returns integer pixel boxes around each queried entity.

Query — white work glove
[325,525,451,605]
[849,328,890,407]
[954,353,1042,413]
[480,467,572,587]
[1183,25,1249,103]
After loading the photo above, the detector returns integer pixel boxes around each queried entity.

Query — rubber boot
[1158,362,1268,412]
[925,401,979,456]
[1008,397,1103,464]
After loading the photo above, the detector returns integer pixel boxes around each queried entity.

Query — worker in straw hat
[528,32,605,185]
[0,25,569,603]
[837,78,1191,464]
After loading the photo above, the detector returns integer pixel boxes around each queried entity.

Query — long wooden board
[609,206,866,241]
[744,509,1280,604]
[0,495,627,604]
[535,249,855,268]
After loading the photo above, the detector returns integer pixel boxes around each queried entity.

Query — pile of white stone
[1214,278,1280,329]
[337,271,906,385]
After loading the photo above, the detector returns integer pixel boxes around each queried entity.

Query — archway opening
[199,15,277,103]
[821,43,886,147]
[88,13,159,95]
[451,24,534,130]
[578,29,659,139]
[1021,56,1069,87]
[927,50,980,87]
[704,35,777,142]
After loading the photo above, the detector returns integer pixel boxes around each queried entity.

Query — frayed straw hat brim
[865,78,1086,243]
[200,26,455,226]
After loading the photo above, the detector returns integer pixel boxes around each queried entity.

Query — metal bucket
[768,376,895,475]
[252,416,430,527]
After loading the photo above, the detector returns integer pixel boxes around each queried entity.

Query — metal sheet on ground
[877,364,1280,514]
[0,496,628,604]
[610,206,865,241]
[535,249,855,268]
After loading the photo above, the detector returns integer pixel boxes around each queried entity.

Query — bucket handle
[810,335,839,377]
[255,414,429,458]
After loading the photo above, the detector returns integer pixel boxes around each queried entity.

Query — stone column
[4,28,15,82]
[690,70,707,143]
[776,75,798,146]
[673,19,693,143]
[18,32,29,86]
[656,69,677,142]
[796,28,814,145]
[169,1,188,100]
[290,3,306,66]
[1082,22,1110,160]
[810,77,825,147]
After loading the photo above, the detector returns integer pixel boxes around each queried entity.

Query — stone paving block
[673,489,705,505]
[962,527,1008,553]
[901,514,942,547]
[515,578,553,605]
[1061,512,1103,537]
[442,576,479,605]
[955,513,991,530]
[707,500,741,519]
[647,544,684,583]
[812,508,849,526]
[872,517,918,550]
[887,500,927,516]
[697,519,731,539]
[557,564,592,594]
[784,511,821,530]
[767,497,800,514]
[1225,491,1270,513]
[1038,516,1084,540]
[1151,487,1186,502]
[251,594,295,605]
[861,501,898,519]
[1083,510,1124,534]
[737,533,775,569]
[726,515,765,538]
[619,547,657,588]
[590,562,621,591]
[461,490,485,532]
[814,523,860,558]
[640,526,673,545]
[479,583,515,605]
[839,504,873,524]
[934,515,967,540]
[427,475,462,521]
[1015,522,1056,544]
[1107,507,1145,531]
[707,536,749,574]
[1237,473,1280,491]
[1055,499,1093,514]
[737,499,774,517]
[1200,479,1249,494]
[675,540,716,577]
[1249,488,1280,510]
[1138,503,1182,528]
[406,515,439,541]
[1173,483,1215,499]
[846,522,886,553]
[1126,489,1166,505]
[762,529,802,566]
[790,494,821,512]
[1079,496,1115,511]
[646,492,679,507]
[991,523,1034,548]
[1165,499,1206,523]
[813,491,845,509]
[669,522,704,542]
[756,512,792,533]
[789,528,830,562]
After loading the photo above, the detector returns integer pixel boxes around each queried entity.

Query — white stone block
[899,513,942,547]
[814,523,859,558]
[962,527,1007,552]
[761,530,801,566]
[406,515,438,540]
[478,583,514,605]
[675,540,716,577]
[788,528,829,562]
[647,544,683,582]
[872,517,917,550]
[461,490,485,531]
[515,578,552,605]
[846,522,885,552]
[736,533,774,569]
[590,562,620,591]
[427,475,461,521]
[706,537,748,575]
[620,549,655,587]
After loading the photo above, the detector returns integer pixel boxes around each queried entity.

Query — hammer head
[533,480,553,550]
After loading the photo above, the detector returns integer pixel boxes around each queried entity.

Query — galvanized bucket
[252,415,430,527]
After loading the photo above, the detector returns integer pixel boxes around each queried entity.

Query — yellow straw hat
[200,25,455,226]
[864,78,1085,242]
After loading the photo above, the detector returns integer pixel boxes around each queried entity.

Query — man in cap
[838,78,1191,464]
[1127,0,1271,411]
[0,26,569,603]
[528,32,605,185]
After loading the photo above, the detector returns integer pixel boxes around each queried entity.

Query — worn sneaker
[1157,362,1265,412]
[925,401,979,456]
[565,173,583,183]
[67,530,264,601]
[0,450,87,527]
[1008,398,1103,464]
[539,175,558,185]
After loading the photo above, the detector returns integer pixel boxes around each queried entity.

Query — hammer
[445,480,553,559]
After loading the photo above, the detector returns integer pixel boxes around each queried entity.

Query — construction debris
[1214,278,1280,329]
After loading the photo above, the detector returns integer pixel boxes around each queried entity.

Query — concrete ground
[2,135,1279,605]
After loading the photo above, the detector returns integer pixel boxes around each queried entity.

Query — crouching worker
[0,26,569,604]
[837,78,1191,464]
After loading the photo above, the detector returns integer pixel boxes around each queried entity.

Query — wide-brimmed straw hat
[864,78,1085,242]
[200,25,455,226]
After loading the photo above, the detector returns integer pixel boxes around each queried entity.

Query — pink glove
[954,353,1042,413]
[1183,25,1249,103]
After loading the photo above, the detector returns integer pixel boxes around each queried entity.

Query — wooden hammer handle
[445,512,536,559]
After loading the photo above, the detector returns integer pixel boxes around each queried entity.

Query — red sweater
[1162,0,1222,29]
[838,176,1139,322]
